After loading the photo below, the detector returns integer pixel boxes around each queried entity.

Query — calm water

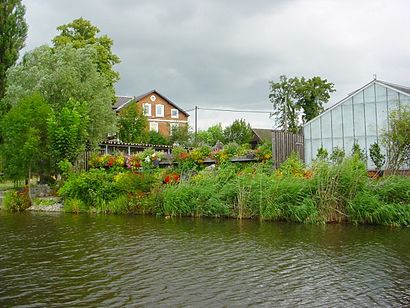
[0,212,409,307]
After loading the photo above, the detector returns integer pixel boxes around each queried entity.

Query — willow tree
[3,45,116,147]
[52,17,120,100]
[0,0,27,102]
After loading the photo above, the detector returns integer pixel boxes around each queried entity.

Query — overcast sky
[22,0,410,130]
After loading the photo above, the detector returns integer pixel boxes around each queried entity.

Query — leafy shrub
[3,188,31,211]
[58,169,118,207]
[277,152,305,177]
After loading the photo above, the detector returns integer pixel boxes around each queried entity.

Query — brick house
[113,90,189,137]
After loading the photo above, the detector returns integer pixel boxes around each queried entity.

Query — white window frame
[156,104,164,117]
[170,123,179,135]
[149,122,159,132]
[143,103,151,116]
[171,109,179,119]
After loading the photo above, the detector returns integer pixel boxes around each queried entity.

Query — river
[0,212,409,307]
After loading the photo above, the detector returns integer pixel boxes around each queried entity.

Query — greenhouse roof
[303,79,410,127]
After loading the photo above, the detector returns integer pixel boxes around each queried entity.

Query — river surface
[0,212,409,307]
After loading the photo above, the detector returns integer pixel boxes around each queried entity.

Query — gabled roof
[113,96,135,110]
[113,90,190,117]
[303,79,410,127]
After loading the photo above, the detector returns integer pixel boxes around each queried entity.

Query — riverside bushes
[58,153,410,226]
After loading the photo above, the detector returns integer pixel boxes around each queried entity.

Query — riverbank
[57,154,410,226]
[2,154,409,227]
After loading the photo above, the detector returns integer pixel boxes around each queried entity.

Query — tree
[2,45,116,146]
[117,104,148,143]
[223,119,253,145]
[52,17,120,98]
[0,93,52,182]
[170,125,191,146]
[369,142,385,171]
[196,123,224,146]
[47,99,90,166]
[295,76,335,123]
[269,75,300,133]
[147,130,170,145]
[0,0,27,101]
[269,75,335,132]
[382,107,410,172]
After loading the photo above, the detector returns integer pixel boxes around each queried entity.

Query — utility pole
[195,106,198,136]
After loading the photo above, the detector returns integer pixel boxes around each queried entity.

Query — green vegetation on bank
[56,151,410,226]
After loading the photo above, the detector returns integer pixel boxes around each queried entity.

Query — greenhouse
[303,79,410,169]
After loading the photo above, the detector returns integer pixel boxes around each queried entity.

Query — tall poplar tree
[0,0,27,101]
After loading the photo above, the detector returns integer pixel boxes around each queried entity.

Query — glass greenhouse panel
[331,106,343,138]
[376,84,387,103]
[322,138,333,153]
[321,112,332,139]
[365,102,377,136]
[388,89,400,111]
[344,137,354,155]
[310,119,321,140]
[376,102,388,133]
[353,103,365,137]
[364,85,375,104]
[304,123,311,139]
[353,91,364,104]
[399,94,410,107]
[332,138,343,151]
[342,100,354,137]
[311,139,322,160]
[304,141,312,164]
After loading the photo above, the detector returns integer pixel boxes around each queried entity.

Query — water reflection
[0,212,409,307]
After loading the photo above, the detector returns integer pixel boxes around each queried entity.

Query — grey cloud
[22,0,410,129]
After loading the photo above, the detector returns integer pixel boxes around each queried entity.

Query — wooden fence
[271,131,304,169]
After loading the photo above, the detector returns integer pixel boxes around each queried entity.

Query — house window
[143,103,151,116]
[170,123,179,135]
[150,122,159,132]
[156,104,164,117]
[171,109,179,119]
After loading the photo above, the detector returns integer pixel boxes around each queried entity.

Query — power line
[183,106,272,114]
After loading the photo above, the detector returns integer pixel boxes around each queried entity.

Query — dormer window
[156,104,164,117]
[171,109,179,119]
[143,103,151,116]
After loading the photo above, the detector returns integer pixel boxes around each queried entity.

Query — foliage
[170,125,191,146]
[316,146,328,161]
[0,0,27,101]
[117,104,148,143]
[330,147,345,164]
[63,198,87,213]
[277,152,305,177]
[147,130,170,145]
[47,99,90,166]
[294,76,335,123]
[223,119,253,145]
[269,75,300,133]
[371,176,410,205]
[58,169,118,207]
[52,17,120,98]
[3,187,31,211]
[195,124,224,146]
[269,75,335,132]
[382,107,410,172]
[369,142,385,171]
[2,45,116,146]
[351,142,366,161]
[0,93,52,181]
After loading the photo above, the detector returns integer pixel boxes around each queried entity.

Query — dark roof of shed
[113,90,190,117]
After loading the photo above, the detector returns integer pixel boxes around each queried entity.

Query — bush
[372,176,410,204]
[3,188,31,211]
[58,169,118,207]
